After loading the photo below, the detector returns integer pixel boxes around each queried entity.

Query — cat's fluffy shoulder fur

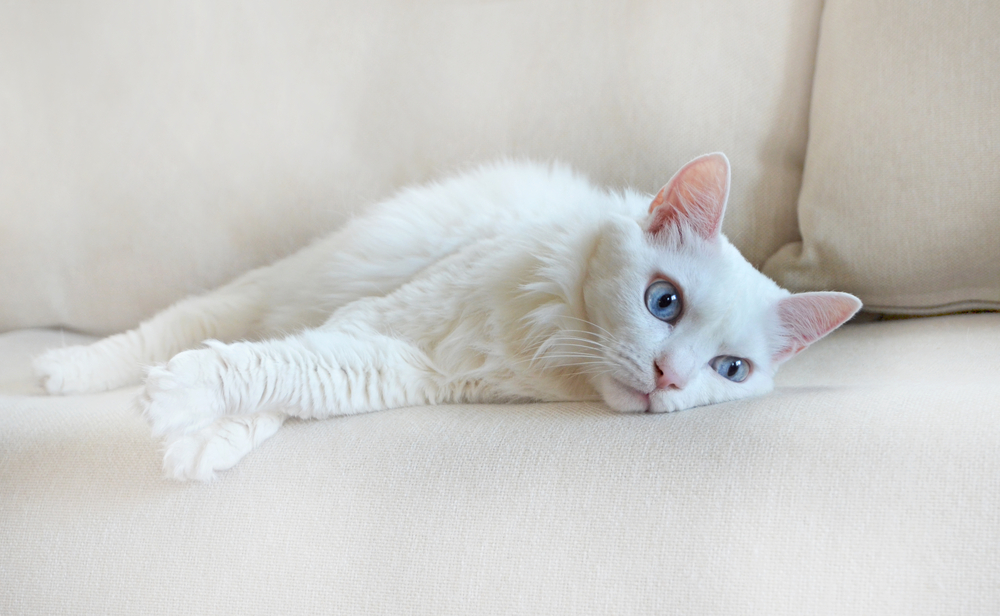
[34,154,861,481]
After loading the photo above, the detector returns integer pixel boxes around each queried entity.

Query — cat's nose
[654,359,689,391]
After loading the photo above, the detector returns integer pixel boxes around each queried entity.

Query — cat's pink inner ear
[646,152,730,240]
[772,292,863,362]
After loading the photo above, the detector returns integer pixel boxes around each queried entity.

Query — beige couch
[2,1,998,614]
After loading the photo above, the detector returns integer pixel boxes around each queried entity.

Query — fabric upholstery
[763,0,1000,314]
[0,0,824,334]
[3,314,999,614]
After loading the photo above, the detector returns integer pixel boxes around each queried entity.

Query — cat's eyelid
[647,273,682,290]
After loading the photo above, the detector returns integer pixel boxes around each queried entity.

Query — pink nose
[654,359,689,391]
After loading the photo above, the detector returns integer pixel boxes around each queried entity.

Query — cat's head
[582,153,860,413]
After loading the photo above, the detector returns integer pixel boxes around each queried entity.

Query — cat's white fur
[34,154,861,481]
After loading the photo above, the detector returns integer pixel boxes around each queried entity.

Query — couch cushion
[763,0,1000,314]
[2,314,998,614]
[0,0,824,334]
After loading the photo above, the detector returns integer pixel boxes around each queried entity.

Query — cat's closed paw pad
[136,350,226,437]
[162,413,285,482]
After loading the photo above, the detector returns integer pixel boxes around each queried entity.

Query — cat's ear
[771,292,862,363]
[646,152,730,240]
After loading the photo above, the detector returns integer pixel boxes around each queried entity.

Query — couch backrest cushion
[763,0,1000,315]
[0,0,822,335]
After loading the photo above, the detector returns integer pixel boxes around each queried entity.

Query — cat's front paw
[135,349,227,436]
[162,412,286,482]
[33,345,131,395]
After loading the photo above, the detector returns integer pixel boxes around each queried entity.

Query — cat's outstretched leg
[138,330,443,479]
[33,237,341,395]
[34,285,268,395]
[34,205,472,395]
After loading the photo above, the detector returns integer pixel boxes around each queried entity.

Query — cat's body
[34,154,861,481]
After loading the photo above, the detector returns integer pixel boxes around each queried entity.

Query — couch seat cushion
[2,313,998,614]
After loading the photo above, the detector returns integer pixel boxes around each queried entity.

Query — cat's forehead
[644,232,750,287]
[644,235,783,351]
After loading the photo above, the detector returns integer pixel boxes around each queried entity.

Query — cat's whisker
[522,334,626,374]
[550,331,608,344]
[513,353,607,368]
[528,344,602,368]
[516,325,620,364]
[606,356,650,391]
[558,315,618,341]
[545,334,614,352]
[611,350,646,376]
[514,353,603,365]
[547,362,615,375]
[554,328,620,348]
[551,362,609,370]
[526,335,603,365]
[546,341,605,353]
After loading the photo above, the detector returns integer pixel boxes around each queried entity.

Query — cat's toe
[162,425,245,482]
[162,430,220,482]
[161,414,283,482]
[137,351,225,436]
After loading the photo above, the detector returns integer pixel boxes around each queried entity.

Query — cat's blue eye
[644,280,682,322]
[710,356,751,383]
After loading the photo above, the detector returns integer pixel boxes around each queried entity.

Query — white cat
[34,153,860,481]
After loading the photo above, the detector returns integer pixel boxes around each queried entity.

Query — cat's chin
[597,375,718,414]
[596,376,652,413]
